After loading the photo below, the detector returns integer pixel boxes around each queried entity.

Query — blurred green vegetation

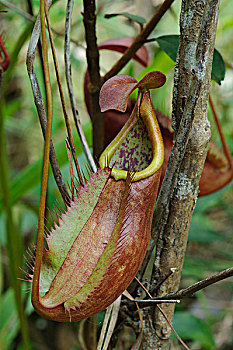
[0,0,232,349]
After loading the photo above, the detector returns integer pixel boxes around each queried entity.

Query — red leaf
[136,71,166,91]
[99,72,166,113]
[99,75,138,112]
[98,37,149,67]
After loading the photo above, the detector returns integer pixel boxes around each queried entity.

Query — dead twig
[45,5,84,186]
[65,0,97,173]
[26,0,71,206]
[161,267,233,300]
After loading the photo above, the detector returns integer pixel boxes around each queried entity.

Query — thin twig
[209,94,233,167]
[0,0,82,47]
[65,0,97,173]
[26,0,71,205]
[45,6,84,186]
[133,267,233,306]
[134,277,190,350]
[83,0,104,157]
[102,0,175,82]
[156,304,191,350]
[125,299,179,305]
[160,267,233,300]
[0,0,35,21]
[150,268,177,295]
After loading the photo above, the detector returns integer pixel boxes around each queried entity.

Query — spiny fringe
[22,287,32,294]
[85,161,93,175]
[19,267,33,283]
[47,207,58,228]
[21,244,37,283]
[44,216,55,231]
[54,199,66,216]
[44,225,51,239]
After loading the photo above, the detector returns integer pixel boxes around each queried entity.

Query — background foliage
[0,0,232,349]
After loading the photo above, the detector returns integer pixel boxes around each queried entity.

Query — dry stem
[26,0,70,205]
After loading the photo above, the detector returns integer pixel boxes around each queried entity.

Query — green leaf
[156,35,179,62]
[0,289,19,350]
[211,48,226,84]
[5,22,34,87]
[173,311,215,349]
[0,122,92,214]
[155,35,225,84]
[104,12,146,25]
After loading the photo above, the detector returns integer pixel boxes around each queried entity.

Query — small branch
[150,268,177,295]
[209,94,233,167]
[83,0,103,157]
[97,296,122,350]
[1,0,82,47]
[126,299,180,305]
[26,0,71,206]
[65,0,97,173]
[161,267,233,300]
[102,0,175,82]
[156,304,191,350]
[133,267,233,307]
[132,275,190,350]
[65,139,74,200]
[0,0,35,21]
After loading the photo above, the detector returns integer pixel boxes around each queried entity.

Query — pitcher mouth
[99,92,164,182]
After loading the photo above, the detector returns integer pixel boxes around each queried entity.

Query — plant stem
[65,0,97,172]
[209,94,233,167]
[0,72,30,349]
[132,267,233,307]
[27,0,46,94]
[102,0,175,82]
[31,0,53,308]
[163,267,233,300]
[83,0,103,157]
[45,6,84,185]
[26,0,71,206]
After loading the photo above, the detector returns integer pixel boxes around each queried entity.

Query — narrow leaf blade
[104,12,146,25]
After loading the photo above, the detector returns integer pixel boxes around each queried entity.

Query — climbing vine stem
[32,0,53,304]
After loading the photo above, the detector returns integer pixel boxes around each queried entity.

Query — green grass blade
[0,122,92,213]
[0,77,30,350]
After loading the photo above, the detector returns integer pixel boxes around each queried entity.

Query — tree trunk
[141,0,220,348]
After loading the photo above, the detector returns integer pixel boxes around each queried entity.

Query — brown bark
[83,0,104,158]
[140,0,220,348]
